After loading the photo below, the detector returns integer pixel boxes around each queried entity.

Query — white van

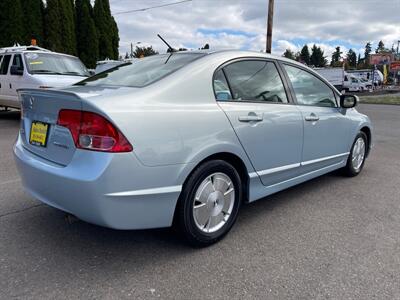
[0,45,90,109]
[343,74,370,92]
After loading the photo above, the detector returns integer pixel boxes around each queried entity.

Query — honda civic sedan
[14,50,372,246]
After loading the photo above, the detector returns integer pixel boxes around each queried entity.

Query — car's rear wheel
[177,160,242,247]
[343,132,367,177]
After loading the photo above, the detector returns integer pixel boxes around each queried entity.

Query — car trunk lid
[19,89,82,166]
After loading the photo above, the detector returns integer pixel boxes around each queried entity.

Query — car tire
[343,132,368,177]
[176,160,242,247]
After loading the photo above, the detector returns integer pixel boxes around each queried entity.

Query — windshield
[24,52,89,77]
[76,53,206,88]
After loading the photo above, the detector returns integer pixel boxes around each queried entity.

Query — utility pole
[266,0,274,53]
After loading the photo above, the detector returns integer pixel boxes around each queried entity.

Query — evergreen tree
[102,0,119,58]
[133,46,158,58]
[346,49,357,68]
[0,0,24,47]
[331,46,342,66]
[22,0,44,46]
[94,0,119,60]
[110,18,119,59]
[60,0,77,55]
[376,40,385,53]
[310,44,327,67]
[45,0,76,55]
[283,49,295,60]
[364,42,372,65]
[299,45,310,65]
[76,0,99,68]
[357,53,361,68]
[44,0,62,51]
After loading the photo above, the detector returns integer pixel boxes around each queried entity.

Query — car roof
[0,46,78,59]
[171,49,308,68]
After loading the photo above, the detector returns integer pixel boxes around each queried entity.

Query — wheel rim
[192,172,235,233]
[351,137,366,171]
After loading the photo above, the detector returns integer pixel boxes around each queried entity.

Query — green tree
[94,0,119,60]
[331,46,342,67]
[299,45,310,65]
[133,46,158,58]
[283,49,295,60]
[22,0,44,46]
[310,44,327,67]
[364,42,372,66]
[376,40,385,53]
[60,0,77,55]
[346,49,357,69]
[44,0,76,55]
[0,0,24,47]
[76,0,99,68]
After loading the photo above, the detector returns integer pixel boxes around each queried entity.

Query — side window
[0,55,12,75]
[213,69,232,101]
[222,60,288,103]
[351,77,358,83]
[284,64,337,108]
[12,54,24,72]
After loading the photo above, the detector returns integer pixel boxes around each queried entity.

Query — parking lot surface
[1,104,399,299]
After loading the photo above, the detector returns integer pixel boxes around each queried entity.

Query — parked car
[14,50,372,246]
[0,45,90,109]
[95,59,127,74]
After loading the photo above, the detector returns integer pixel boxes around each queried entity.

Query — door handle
[238,113,263,122]
[305,113,319,122]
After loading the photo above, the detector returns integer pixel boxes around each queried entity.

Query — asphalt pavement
[1,104,399,299]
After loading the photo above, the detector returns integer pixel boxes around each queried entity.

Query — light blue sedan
[14,50,372,246]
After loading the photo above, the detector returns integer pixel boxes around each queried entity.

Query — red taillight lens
[57,109,133,152]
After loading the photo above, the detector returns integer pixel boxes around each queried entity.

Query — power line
[113,0,192,15]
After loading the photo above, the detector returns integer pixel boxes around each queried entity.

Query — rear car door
[215,59,304,186]
[282,63,352,172]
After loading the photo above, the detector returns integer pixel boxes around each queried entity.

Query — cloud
[110,0,400,58]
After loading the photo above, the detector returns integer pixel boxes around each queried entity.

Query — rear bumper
[13,136,184,230]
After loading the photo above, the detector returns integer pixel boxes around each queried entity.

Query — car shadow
[0,109,20,121]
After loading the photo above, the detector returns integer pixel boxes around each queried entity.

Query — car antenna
[157,34,177,53]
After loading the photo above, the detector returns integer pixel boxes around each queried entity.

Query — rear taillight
[57,109,133,152]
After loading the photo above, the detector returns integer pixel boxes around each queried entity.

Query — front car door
[215,59,304,187]
[9,53,25,104]
[281,63,352,173]
[0,54,13,106]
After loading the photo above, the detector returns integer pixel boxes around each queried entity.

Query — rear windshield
[76,53,206,88]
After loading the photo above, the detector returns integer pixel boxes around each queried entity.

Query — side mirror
[88,70,95,76]
[10,65,23,76]
[340,94,358,109]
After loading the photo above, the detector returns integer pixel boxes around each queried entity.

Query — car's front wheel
[343,132,368,177]
[177,160,242,247]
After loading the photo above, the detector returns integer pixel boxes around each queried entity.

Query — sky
[109,0,400,60]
